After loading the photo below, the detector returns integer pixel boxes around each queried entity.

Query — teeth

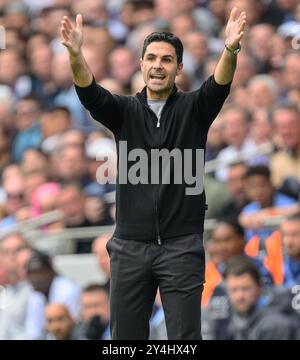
[151,75,165,79]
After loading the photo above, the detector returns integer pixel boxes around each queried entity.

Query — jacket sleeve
[193,75,232,133]
[74,78,124,134]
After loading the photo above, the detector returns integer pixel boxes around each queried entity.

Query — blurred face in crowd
[207,117,225,149]
[3,165,25,215]
[0,49,24,85]
[15,247,33,281]
[82,45,107,81]
[273,108,300,151]
[27,263,54,294]
[15,98,40,131]
[170,14,196,39]
[81,289,110,324]
[223,109,249,148]
[45,304,74,340]
[251,109,273,145]
[21,149,48,174]
[41,109,72,139]
[284,54,300,90]
[29,45,53,81]
[277,0,299,11]
[226,0,262,26]
[51,52,72,88]
[92,234,111,277]
[109,47,137,85]
[140,41,183,100]
[58,185,85,226]
[281,219,300,261]
[183,31,209,63]
[56,146,87,182]
[227,163,247,200]
[248,80,276,110]
[249,24,274,62]
[84,27,114,57]
[226,273,261,314]
[0,234,26,282]
[244,174,273,207]
[211,223,244,264]
[72,0,107,23]
[233,53,256,87]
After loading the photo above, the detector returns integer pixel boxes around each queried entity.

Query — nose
[153,58,163,69]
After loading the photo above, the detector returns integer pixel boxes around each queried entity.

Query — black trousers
[106,233,205,340]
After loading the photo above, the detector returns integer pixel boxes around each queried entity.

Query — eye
[163,58,172,63]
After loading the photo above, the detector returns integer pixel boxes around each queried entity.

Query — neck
[146,87,172,100]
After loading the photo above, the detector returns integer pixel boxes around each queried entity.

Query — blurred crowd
[1,0,300,340]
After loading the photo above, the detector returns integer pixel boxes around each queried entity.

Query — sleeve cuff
[74,77,98,103]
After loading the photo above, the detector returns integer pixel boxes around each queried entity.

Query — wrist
[224,41,241,55]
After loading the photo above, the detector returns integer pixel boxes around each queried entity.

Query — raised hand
[225,7,246,49]
[61,14,83,57]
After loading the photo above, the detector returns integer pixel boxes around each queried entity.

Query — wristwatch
[225,42,241,55]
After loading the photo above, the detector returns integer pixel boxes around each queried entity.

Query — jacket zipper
[148,106,163,245]
[143,91,176,245]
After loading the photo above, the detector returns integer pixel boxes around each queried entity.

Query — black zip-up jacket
[75,75,231,242]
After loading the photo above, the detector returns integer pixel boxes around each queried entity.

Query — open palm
[225,8,246,49]
[61,14,83,56]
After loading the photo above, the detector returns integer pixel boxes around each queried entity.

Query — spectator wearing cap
[25,250,81,339]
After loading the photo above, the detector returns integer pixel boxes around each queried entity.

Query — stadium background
[0,0,300,340]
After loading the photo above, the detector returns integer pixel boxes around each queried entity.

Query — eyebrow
[146,53,174,59]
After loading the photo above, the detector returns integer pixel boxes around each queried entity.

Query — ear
[139,58,143,70]
[176,63,183,76]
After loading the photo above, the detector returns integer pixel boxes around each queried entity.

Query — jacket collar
[136,84,178,107]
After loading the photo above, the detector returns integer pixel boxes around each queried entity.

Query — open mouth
[150,74,166,80]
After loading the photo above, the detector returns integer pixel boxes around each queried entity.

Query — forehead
[282,220,300,230]
[144,41,176,57]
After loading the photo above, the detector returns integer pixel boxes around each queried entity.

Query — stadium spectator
[25,250,81,339]
[240,165,297,243]
[217,257,298,340]
[45,303,78,340]
[73,284,110,340]
[0,232,32,340]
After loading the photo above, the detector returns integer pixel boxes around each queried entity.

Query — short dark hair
[82,282,109,295]
[217,217,245,238]
[27,250,54,272]
[272,102,300,120]
[142,31,183,64]
[244,165,271,181]
[0,231,27,244]
[285,213,300,223]
[224,256,261,286]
